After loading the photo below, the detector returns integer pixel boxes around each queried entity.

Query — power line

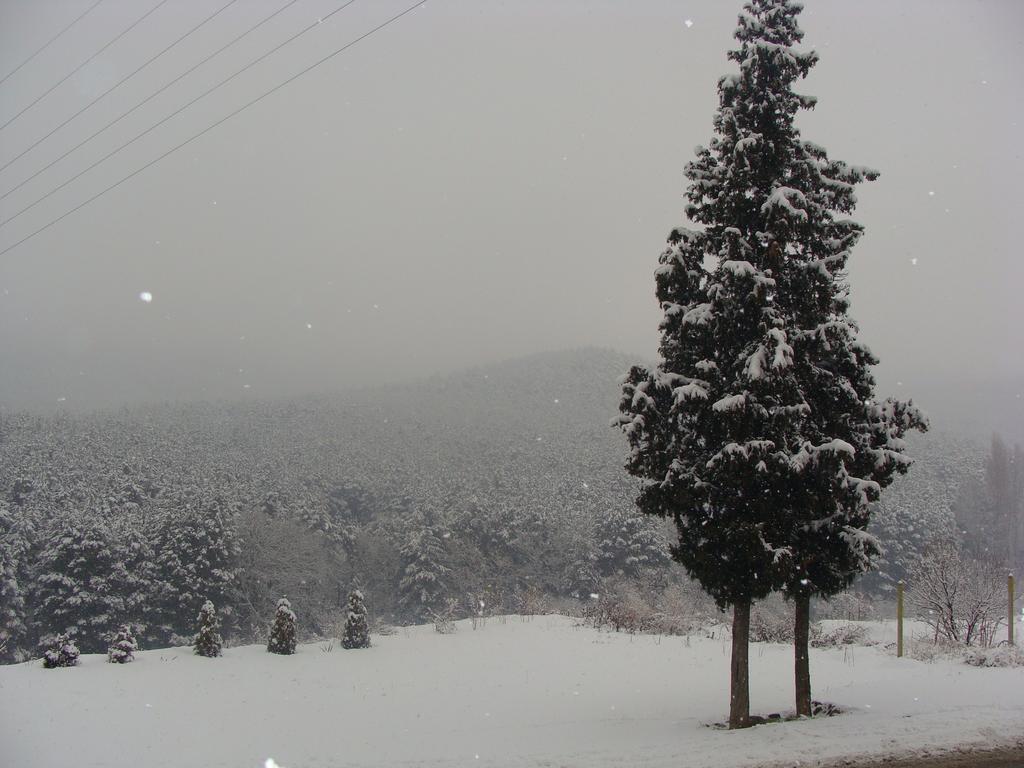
[0,0,171,133]
[0,0,242,178]
[0,0,106,89]
[0,0,427,260]
[0,0,426,258]
[0,0,305,205]
[0,0,362,228]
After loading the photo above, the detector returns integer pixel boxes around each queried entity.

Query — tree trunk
[794,592,812,717]
[729,599,752,729]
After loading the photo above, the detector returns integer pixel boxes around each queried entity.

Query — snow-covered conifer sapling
[267,597,297,655]
[107,624,138,663]
[193,600,223,658]
[42,632,80,668]
[341,590,371,649]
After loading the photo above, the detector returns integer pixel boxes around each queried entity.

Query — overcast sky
[0,0,1021,437]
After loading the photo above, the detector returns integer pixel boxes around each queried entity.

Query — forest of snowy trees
[0,349,1019,664]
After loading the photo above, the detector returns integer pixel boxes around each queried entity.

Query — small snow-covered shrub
[810,701,844,717]
[432,599,458,634]
[811,623,869,648]
[583,580,706,636]
[517,586,547,617]
[902,637,959,663]
[908,546,1005,647]
[193,600,222,658]
[107,624,138,663]
[749,601,792,643]
[267,598,297,655]
[584,595,651,634]
[41,633,80,668]
[341,590,371,649]
[963,645,1024,667]
[818,592,878,622]
[373,620,396,636]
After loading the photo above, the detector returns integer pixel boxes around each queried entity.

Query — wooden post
[897,580,904,658]
[1010,573,1016,647]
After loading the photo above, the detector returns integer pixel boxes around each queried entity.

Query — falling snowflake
[139,291,153,303]
[306,323,313,329]
[684,19,693,27]
[910,257,918,266]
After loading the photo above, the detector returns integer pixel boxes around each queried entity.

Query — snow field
[1,615,1021,768]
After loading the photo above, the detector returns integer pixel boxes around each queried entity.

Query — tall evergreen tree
[616,0,923,727]
[398,509,451,623]
[29,513,125,653]
[153,494,240,643]
[0,502,30,662]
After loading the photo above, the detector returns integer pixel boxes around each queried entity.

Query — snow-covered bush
[908,546,1005,646]
[341,590,370,649]
[963,645,1024,667]
[107,624,138,663]
[267,598,297,655]
[432,599,458,634]
[41,633,80,668]
[810,623,869,648]
[193,600,222,658]
[817,591,879,622]
[749,600,793,644]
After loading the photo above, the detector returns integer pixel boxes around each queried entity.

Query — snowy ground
[1,615,1021,768]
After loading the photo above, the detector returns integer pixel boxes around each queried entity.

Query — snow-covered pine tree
[106,624,138,663]
[615,0,925,728]
[594,508,671,578]
[153,494,240,643]
[29,513,125,653]
[398,509,451,623]
[0,502,30,662]
[111,519,160,647]
[193,600,222,658]
[341,590,370,649]
[562,535,600,599]
[41,632,80,668]
[267,597,297,655]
